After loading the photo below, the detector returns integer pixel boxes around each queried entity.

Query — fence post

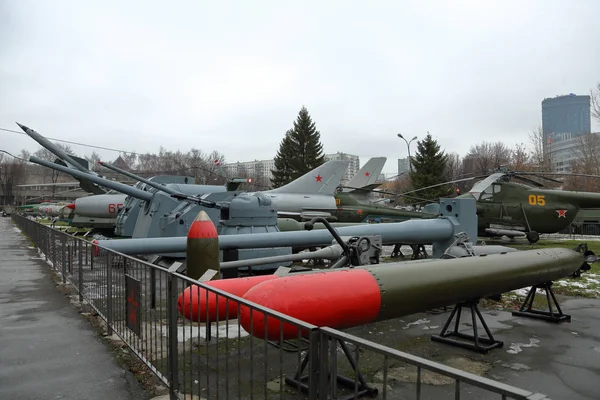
[63,243,68,284]
[78,240,84,303]
[307,328,321,400]
[43,227,48,261]
[61,235,66,277]
[150,268,156,309]
[69,242,73,275]
[52,230,57,269]
[318,331,330,400]
[167,272,179,396]
[106,251,113,336]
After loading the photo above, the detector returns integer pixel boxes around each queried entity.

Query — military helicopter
[407,169,600,243]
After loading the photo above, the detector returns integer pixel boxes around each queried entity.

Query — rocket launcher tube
[98,161,180,196]
[29,156,153,202]
[239,248,584,340]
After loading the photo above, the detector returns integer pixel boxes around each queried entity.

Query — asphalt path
[0,217,145,400]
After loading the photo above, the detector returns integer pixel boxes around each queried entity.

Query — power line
[0,127,137,155]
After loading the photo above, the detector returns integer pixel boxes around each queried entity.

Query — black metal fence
[11,214,551,400]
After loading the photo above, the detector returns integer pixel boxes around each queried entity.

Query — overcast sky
[1,0,600,176]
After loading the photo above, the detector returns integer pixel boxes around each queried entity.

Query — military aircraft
[328,191,435,223]
[464,172,600,242]
[406,170,600,243]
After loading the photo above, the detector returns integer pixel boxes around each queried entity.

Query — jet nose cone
[15,122,28,131]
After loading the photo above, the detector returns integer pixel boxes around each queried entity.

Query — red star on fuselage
[315,175,322,182]
[556,209,567,218]
[365,172,370,177]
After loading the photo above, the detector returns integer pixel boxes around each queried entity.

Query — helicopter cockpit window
[480,185,494,201]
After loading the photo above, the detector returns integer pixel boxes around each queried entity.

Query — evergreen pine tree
[409,133,451,202]
[271,106,326,188]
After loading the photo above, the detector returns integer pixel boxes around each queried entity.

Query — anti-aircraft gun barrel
[98,160,221,209]
[17,123,92,174]
[98,160,180,196]
[29,156,153,202]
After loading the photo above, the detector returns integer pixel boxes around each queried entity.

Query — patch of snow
[171,321,249,342]
[506,338,540,354]
[421,325,440,331]
[402,318,430,330]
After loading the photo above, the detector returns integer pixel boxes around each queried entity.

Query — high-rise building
[325,152,360,184]
[542,94,591,143]
[545,132,600,173]
[222,159,276,182]
[397,158,410,176]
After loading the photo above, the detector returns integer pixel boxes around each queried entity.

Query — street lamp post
[397,133,418,173]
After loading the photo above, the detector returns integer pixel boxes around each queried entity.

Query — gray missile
[18,123,91,174]
[73,193,128,218]
[96,217,457,254]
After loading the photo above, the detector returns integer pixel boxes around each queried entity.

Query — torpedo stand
[284,337,378,400]
[511,282,570,322]
[431,299,503,353]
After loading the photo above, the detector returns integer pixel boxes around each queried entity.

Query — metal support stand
[285,338,378,400]
[268,337,310,352]
[410,244,428,260]
[391,244,403,258]
[512,282,570,322]
[431,300,503,353]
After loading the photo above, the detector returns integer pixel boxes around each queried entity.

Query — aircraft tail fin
[344,157,386,191]
[267,160,350,195]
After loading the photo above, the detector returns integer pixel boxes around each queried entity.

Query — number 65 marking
[528,194,545,206]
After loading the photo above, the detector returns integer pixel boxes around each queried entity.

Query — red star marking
[315,175,322,182]
[357,209,363,215]
[365,171,370,177]
[556,209,567,218]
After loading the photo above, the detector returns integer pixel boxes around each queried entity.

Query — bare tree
[0,151,28,205]
[563,133,600,191]
[591,82,600,123]
[85,151,102,173]
[465,141,512,175]
[33,143,74,197]
[121,152,138,170]
[528,125,553,171]
[510,143,532,171]
[444,152,463,183]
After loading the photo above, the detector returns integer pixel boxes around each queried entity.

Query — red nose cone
[240,269,381,340]
[92,239,99,257]
[188,210,217,239]
[66,203,75,210]
[177,275,280,322]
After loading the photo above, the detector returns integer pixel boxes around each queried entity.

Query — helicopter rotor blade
[516,171,600,180]
[512,175,546,187]
[401,175,489,196]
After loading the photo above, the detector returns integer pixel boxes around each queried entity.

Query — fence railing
[11,213,551,400]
